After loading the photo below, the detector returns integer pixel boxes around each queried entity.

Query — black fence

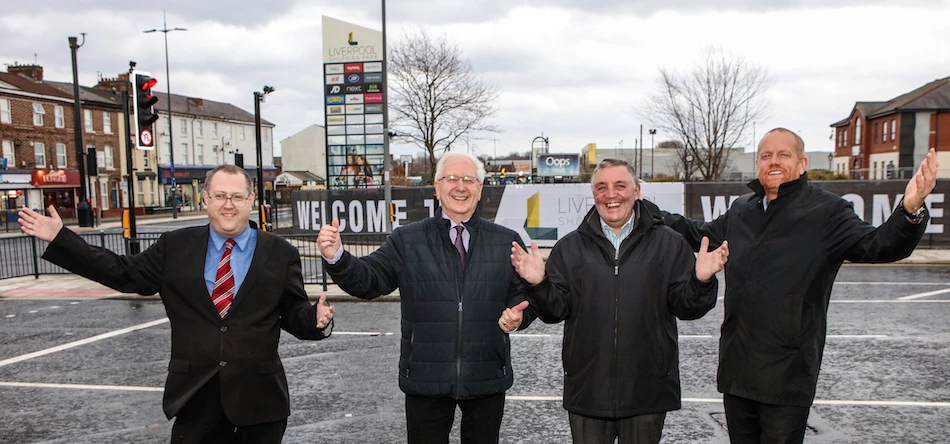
[0,231,388,286]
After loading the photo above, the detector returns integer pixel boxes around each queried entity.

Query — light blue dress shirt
[600,212,635,252]
[205,225,257,299]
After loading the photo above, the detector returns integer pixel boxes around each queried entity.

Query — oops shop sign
[538,154,580,177]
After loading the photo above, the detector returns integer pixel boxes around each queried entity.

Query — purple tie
[454,225,466,267]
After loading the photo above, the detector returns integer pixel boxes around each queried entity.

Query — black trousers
[405,392,506,444]
[723,393,810,444]
[170,374,288,444]
[567,411,667,444]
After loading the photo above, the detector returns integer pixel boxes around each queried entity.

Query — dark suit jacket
[43,225,329,426]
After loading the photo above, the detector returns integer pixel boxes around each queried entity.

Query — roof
[45,81,123,108]
[831,77,950,126]
[152,92,273,126]
[0,72,73,100]
[281,170,325,184]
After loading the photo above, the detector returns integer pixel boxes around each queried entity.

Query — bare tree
[389,30,499,180]
[642,47,772,180]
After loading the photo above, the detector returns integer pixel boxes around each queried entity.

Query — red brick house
[831,77,950,180]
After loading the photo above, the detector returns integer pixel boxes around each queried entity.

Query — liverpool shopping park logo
[524,192,557,240]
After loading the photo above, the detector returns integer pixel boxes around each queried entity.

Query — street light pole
[649,128,656,179]
[68,34,93,227]
[144,10,186,219]
[254,86,275,231]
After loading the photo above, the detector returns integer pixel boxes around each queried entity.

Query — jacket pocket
[168,359,189,374]
[257,359,281,374]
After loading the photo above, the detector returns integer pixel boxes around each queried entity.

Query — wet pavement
[0,265,949,443]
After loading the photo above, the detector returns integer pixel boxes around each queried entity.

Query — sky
[3,0,949,162]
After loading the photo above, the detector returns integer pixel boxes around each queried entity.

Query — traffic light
[131,70,159,150]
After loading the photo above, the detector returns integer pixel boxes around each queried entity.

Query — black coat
[646,175,928,407]
[526,202,718,418]
[42,225,329,426]
[326,212,534,399]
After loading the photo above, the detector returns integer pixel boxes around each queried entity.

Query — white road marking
[833,300,950,303]
[835,282,950,285]
[0,318,169,368]
[506,396,950,408]
[332,331,394,336]
[507,334,884,339]
[898,288,950,301]
[0,381,163,392]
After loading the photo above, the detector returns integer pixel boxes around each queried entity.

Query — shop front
[0,172,34,227]
[31,169,81,220]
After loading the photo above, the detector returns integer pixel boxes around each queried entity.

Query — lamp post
[68,34,93,227]
[144,10,186,219]
[828,152,834,171]
[254,86,275,231]
[648,128,656,179]
[531,136,548,181]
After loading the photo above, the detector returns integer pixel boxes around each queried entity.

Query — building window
[883,121,888,141]
[143,151,149,168]
[33,103,45,126]
[239,126,246,141]
[84,109,94,132]
[264,128,269,143]
[891,119,896,141]
[100,181,109,211]
[0,98,10,123]
[163,142,171,164]
[844,131,847,146]
[874,123,879,143]
[854,118,861,144]
[137,180,145,202]
[180,119,188,136]
[182,143,189,165]
[195,121,203,138]
[103,112,112,134]
[211,122,218,138]
[2,139,14,166]
[56,143,67,168]
[55,106,65,128]
[34,142,46,166]
[105,145,114,169]
[873,162,878,180]
[225,125,232,139]
[197,144,204,165]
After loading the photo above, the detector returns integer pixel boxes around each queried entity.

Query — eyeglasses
[208,192,250,207]
[438,175,479,185]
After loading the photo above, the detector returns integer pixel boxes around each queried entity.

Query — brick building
[0,63,127,221]
[830,76,950,180]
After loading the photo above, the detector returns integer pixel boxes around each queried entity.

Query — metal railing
[0,231,388,286]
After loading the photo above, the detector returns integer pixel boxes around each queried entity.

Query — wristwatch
[901,199,926,224]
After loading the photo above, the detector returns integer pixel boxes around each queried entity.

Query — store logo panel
[326,64,344,74]
[346,73,363,84]
[326,74,344,85]
[363,72,382,83]
[326,95,345,105]
[344,63,363,73]
[363,62,382,72]
[364,93,383,104]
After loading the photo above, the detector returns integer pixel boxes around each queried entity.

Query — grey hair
[591,158,637,188]
[204,165,254,196]
[435,151,487,182]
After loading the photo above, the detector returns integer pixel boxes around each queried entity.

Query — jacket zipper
[613,244,620,413]
[455,259,464,399]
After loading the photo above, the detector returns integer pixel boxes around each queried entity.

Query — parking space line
[833,300,950,303]
[835,282,950,285]
[0,381,163,392]
[506,396,950,408]
[332,331,394,336]
[0,318,169,368]
[898,288,950,300]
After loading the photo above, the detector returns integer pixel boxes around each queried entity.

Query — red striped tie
[211,239,236,318]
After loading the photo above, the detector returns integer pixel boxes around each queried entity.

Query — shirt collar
[441,213,471,229]
[210,224,252,252]
[599,211,635,237]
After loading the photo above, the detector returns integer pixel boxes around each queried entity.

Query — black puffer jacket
[526,202,718,418]
[326,211,533,398]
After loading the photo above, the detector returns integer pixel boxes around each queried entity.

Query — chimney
[95,73,130,92]
[7,63,43,81]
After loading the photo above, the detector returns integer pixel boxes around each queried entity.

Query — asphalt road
[0,265,948,443]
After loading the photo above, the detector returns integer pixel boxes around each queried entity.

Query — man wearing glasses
[318,151,534,444]
[18,165,335,444]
